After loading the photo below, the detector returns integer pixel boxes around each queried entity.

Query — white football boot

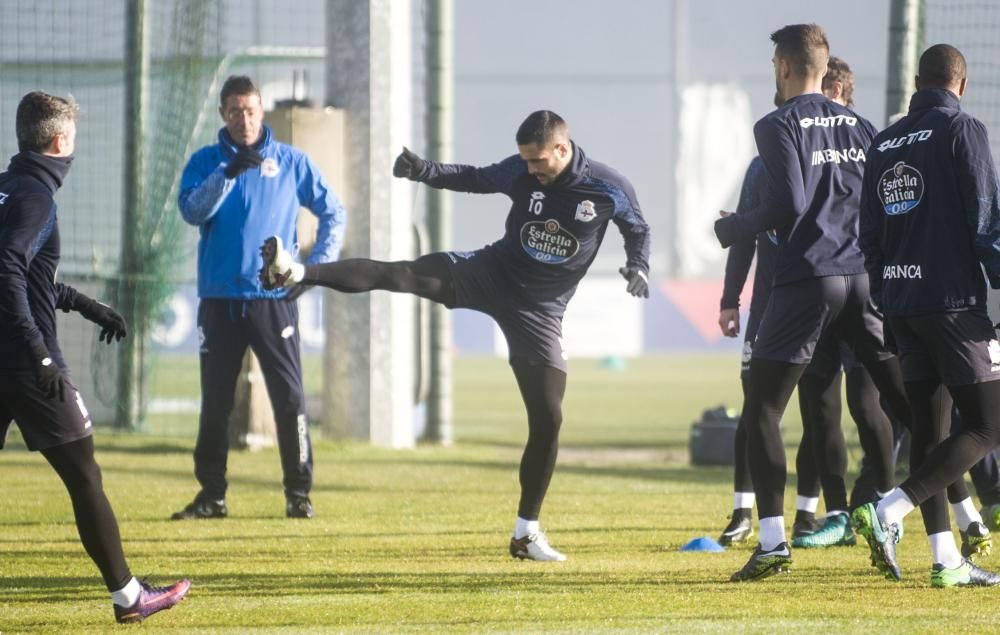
[509,531,567,562]
[258,236,302,290]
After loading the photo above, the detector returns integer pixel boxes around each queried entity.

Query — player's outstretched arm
[393,146,428,180]
[392,146,523,196]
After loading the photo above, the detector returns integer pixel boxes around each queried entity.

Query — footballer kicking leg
[260,236,569,561]
[259,236,454,303]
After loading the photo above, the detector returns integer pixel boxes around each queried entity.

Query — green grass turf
[1,354,995,633]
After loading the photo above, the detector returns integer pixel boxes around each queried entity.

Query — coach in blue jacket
[173,75,347,520]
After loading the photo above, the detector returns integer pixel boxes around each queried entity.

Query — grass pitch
[0,354,995,633]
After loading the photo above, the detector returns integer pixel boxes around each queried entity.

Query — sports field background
[3,354,994,633]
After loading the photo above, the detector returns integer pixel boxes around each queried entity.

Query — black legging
[747,357,901,518]
[902,380,954,535]
[798,370,846,510]
[951,406,1000,506]
[733,375,754,494]
[848,369,971,512]
[40,436,132,591]
[734,374,822,500]
[848,369,902,508]
[843,354,972,530]
[511,360,567,520]
[745,358,805,518]
[303,254,456,304]
[801,363,900,514]
[901,380,1000,521]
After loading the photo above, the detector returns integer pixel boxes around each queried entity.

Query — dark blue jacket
[859,88,1000,316]
[715,93,878,286]
[720,156,777,319]
[0,152,79,370]
[416,142,650,313]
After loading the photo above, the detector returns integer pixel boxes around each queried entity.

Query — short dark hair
[770,24,829,77]
[220,75,261,106]
[823,56,855,107]
[515,110,568,146]
[16,91,78,153]
[918,44,967,88]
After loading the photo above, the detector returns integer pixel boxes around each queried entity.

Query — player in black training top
[714,24,909,582]
[854,44,1000,587]
[0,91,190,622]
[717,152,826,547]
[716,62,902,551]
[259,110,650,562]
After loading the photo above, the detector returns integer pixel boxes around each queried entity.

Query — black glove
[392,146,426,180]
[77,297,128,344]
[619,266,649,298]
[28,339,68,402]
[224,146,264,179]
[285,284,312,302]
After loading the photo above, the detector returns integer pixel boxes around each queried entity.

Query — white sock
[952,497,983,529]
[734,491,755,510]
[290,262,305,283]
[877,488,916,527]
[758,516,786,551]
[876,489,892,499]
[796,495,819,514]
[928,531,964,569]
[514,517,539,539]
[111,577,141,608]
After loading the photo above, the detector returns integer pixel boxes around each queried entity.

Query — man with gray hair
[0,91,190,622]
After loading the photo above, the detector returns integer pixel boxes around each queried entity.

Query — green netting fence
[0,0,327,435]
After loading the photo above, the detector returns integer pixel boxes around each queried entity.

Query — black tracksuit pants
[193,298,311,501]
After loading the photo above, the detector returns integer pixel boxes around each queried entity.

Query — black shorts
[752,273,893,368]
[888,310,1000,386]
[801,330,845,380]
[445,249,566,372]
[0,370,92,451]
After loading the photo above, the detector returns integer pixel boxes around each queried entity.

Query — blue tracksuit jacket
[178,126,347,299]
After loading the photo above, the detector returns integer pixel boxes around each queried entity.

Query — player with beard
[259,110,650,562]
